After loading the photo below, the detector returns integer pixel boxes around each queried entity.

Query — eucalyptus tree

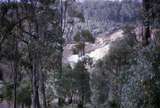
[73,29,94,58]
[0,0,63,108]
[142,0,151,46]
[142,0,160,46]
[73,61,91,108]
[22,1,62,108]
[55,0,87,106]
[0,2,29,108]
[69,4,94,108]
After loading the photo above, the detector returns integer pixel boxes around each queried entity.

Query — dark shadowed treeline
[0,0,63,108]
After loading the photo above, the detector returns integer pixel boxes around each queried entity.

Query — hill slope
[63,30,124,64]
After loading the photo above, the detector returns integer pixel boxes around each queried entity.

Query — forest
[0,0,160,108]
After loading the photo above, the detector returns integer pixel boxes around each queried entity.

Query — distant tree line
[83,0,141,24]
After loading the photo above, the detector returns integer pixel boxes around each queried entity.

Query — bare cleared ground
[63,30,123,63]
[0,101,12,108]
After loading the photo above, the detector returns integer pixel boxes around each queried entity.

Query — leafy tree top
[74,30,95,43]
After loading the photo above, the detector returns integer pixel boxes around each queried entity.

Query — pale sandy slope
[63,30,124,64]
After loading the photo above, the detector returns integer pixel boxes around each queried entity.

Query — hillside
[63,30,124,64]
[64,0,141,44]
[80,0,141,36]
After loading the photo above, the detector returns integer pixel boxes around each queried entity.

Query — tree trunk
[40,71,47,108]
[21,104,24,108]
[13,37,18,108]
[144,26,150,45]
[81,94,84,108]
[143,0,151,46]
[32,53,41,108]
[13,62,17,108]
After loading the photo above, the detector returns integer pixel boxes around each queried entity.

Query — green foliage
[81,30,95,43]
[122,25,137,47]
[74,32,81,42]
[108,100,120,108]
[2,82,13,101]
[73,61,91,103]
[135,41,160,108]
[73,30,94,55]
[17,80,32,106]
[76,12,85,22]
[68,8,85,22]
[90,29,138,107]
[0,1,63,108]
[149,1,160,28]
[154,30,160,47]
[149,48,160,108]
[2,81,32,106]
[56,64,74,97]
[122,25,135,34]
[74,30,94,43]
[0,2,18,10]
[83,0,141,23]
[56,62,91,104]
[39,0,56,5]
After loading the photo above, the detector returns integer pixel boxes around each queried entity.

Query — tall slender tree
[142,0,151,46]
